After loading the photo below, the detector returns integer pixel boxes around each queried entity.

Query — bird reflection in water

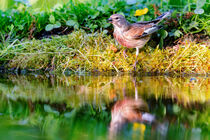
[109,77,167,139]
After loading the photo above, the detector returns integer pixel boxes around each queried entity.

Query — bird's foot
[133,64,137,71]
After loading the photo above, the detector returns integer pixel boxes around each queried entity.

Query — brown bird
[108,11,172,70]
[109,98,149,138]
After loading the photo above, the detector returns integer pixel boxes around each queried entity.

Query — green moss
[1,30,209,74]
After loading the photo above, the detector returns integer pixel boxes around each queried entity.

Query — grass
[0,0,209,43]
[1,30,209,74]
[0,0,209,75]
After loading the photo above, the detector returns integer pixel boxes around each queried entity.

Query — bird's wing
[124,24,161,39]
[127,11,172,39]
[136,19,160,25]
[139,25,163,38]
[123,24,151,39]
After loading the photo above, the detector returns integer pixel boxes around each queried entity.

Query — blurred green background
[0,0,70,11]
[0,0,208,11]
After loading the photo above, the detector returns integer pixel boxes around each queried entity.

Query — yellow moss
[3,30,210,74]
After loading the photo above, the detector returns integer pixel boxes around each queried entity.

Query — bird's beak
[107,18,112,23]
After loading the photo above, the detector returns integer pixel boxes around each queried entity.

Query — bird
[108,11,172,70]
[109,98,149,138]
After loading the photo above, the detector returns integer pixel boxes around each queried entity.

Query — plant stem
[188,0,191,11]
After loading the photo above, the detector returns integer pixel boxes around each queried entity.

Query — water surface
[0,74,209,140]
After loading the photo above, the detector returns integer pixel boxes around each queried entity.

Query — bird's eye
[115,17,119,20]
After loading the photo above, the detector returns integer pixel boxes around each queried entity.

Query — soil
[34,26,74,39]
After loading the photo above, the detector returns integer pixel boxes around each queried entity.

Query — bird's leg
[123,48,128,58]
[115,39,118,46]
[133,47,139,70]
[132,77,138,100]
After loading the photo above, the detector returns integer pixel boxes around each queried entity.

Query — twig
[14,52,74,55]
[0,39,19,57]
[111,62,120,73]
[165,44,190,72]
[77,50,91,63]
[87,55,120,73]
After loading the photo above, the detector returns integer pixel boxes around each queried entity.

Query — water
[0,74,209,140]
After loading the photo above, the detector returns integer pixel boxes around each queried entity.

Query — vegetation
[1,30,209,74]
[0,0,209,41]
[0,1,209,139]
[0,0,209,73]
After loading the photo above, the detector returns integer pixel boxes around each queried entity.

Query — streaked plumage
[108,11,172,69]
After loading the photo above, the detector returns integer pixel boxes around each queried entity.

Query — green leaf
[196,0,206,9]
[194,9,204,15]
[171,10,178,18]
[89,24,98,30]
[160,29,168,39]
[174,30,183,38]
[97,7,105,13]
[9,24,14,31]
[103,5,110,12]
[158,30,168,49]
[117,12,125,17]
[53,21,61,28]
[92,25,98,29]
[102,19,110,28]
[103,30,108,34]
[45,24,54,31]
[74,23,79,30]
[66,20,77,26]
[49,15,55,23]
[91,11,100,19]
[18,25,24,30]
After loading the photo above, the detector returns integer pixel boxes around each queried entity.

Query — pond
[0,73,209,140]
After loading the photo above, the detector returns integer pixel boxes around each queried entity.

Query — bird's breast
[114,30,151,49]
[113,31,134,48]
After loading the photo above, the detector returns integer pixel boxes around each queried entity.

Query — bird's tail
[136,10,172,25]
[140,25,163,37]
[154,10,173,24]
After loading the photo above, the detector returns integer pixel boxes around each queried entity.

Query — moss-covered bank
[0,30,209,74]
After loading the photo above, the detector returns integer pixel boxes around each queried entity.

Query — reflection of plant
[0,97,110,139]
[0,86,209,139]
[0,75,209,109]
[0,74,209,138]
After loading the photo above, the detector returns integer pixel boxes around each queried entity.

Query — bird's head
[108,14,130,30]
